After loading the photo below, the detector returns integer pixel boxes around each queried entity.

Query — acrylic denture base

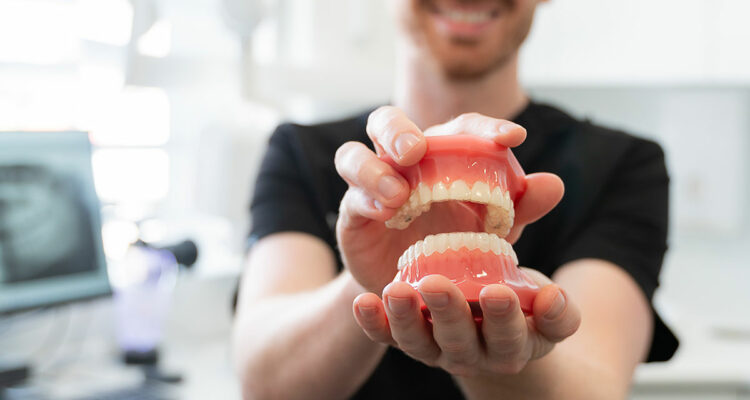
[384,135,538,319]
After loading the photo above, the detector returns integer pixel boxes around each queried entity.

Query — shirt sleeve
[557,138,678,362]
[247,124,331,249]
[557,138,669,301]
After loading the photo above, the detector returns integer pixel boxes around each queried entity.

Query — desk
[2,271,749,399]
[0,275,241,399]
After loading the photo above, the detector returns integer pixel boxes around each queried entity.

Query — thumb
[506,173,563,243]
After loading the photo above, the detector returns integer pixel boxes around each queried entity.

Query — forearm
[456,343,629,400]
[232,271,387,400]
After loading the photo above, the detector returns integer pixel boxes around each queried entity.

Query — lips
[383,134,539,320]
[425,0,505,37]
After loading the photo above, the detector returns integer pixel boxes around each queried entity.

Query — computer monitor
[0,131,110,314]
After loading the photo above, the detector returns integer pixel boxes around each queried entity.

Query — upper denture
[383,135,525,237]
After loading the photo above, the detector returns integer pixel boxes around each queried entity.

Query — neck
[392,47,528,130]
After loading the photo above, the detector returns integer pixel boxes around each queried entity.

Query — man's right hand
[334,106,564,295]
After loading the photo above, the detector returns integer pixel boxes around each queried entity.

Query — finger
[366,106,426,166]
[532,284,581,343]
[417,275,481,373]
[382,282,441,364]
[479,285,533,374]
[338,187,399,229]
[422,112,527,148]
[335,141,410,208]
[353,292,395,345]
[506,173,564,243]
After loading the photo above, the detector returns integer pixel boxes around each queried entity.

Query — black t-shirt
[247,102,678,399]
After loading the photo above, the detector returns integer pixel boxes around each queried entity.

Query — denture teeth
[385,180,515,236]
[418,183,431,205]
[423,235,436,256]
[478,232,490,252]
[409,190,419,209]
[470,181,491,203]
[449,233,462,251]
[449,180,470,201]
[490,186,504,206]
[435,233,448,254]
[397,232,518,270]
[414,240,424,257]
[433,182,449,201]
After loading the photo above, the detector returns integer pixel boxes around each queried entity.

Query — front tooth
[435,233,448,254]
[433,182,449,201]
[489,235,502,255]
[490,186,503,206]
[418,183,431,205]
[450,180,470,200]
[448,233,462,251]
[464,232,477,250]
[478,233,490,252]
[470,181,491,203]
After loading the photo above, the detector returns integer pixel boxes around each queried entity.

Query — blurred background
[0,0,748,399]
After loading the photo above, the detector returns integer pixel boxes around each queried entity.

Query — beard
[427,2,537,81]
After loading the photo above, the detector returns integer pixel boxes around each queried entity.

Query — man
[233,0,677,399]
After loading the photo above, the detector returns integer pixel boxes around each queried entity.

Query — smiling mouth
[425,0,504,25]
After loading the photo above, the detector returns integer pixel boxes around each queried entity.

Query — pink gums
[394,248,539,322]
[383,135,527,202]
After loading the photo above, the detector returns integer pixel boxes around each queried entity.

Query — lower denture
[394,232,539,320]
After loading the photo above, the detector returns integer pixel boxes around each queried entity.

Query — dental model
[384,135,539,319]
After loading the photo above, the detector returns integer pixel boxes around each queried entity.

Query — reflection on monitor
[0,132,110,313]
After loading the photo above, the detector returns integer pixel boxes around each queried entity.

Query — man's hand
[334,106,564,295]
[351,268,581,377]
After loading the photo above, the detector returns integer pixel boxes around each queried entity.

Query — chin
[398,0,537,80]
[437,44,514,80]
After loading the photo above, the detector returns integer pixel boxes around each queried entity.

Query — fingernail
[421,292,449,309]
[499,123,520,135]
[485,298,512,314]
[387,296,413,316]
[544,291,566,320]
[393,132,419,159]
[358,305,377,318]
[378,176,402,199]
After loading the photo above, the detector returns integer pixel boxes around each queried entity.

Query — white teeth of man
[384,180,514,235]
[444,10,492,24]
[397,232,517,270]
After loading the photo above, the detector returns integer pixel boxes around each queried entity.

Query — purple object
[111,245,178,353]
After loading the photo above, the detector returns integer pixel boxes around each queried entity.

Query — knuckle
[489,329,525,350]
[440,339,472,356]
[394,333,425,351]
[489,359,525,375]
[354,159,387,188]
[442,361,478,377]
[439,341,480,369]
[403,346,438,363]
[487,331,526,358]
